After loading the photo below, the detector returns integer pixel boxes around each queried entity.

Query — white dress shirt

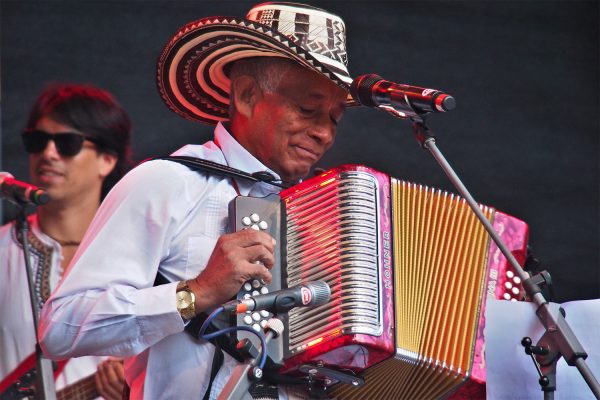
[0,215,105,392]
[39,123,284,399]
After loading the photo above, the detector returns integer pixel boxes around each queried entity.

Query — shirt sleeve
[38,160,201,359]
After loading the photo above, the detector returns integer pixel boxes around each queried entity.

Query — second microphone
[226,281,331,315]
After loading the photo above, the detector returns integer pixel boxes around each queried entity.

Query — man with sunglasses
[0,84,132,399]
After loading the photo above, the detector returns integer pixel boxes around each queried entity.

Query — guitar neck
[57,374,98,400]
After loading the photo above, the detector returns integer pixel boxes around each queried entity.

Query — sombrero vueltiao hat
[157,2,354,125]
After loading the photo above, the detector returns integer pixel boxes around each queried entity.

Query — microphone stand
[408,114,600,399]
[217,319,282,400]
[14,203,57,400]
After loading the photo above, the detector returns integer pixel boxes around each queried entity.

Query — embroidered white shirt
[0,215,105,392]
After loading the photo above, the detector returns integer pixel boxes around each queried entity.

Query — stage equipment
[0,172,49,205]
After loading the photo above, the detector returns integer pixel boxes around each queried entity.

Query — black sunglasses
[21,129,99,157]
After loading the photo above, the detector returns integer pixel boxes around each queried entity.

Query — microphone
[351,74,456,118]
[226,281,331,314]
[0,172,49,205]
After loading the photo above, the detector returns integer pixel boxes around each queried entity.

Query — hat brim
[157,17,356,125]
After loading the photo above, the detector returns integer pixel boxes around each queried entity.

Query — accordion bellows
[233,164,529,399]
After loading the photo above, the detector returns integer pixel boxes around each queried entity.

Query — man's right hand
[187,229,276,313]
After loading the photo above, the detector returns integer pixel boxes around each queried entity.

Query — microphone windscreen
[350,74,384,107]
[309,281,331,306]
[0,172,15,183]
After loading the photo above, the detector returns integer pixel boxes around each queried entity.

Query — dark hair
[26,83,132,199]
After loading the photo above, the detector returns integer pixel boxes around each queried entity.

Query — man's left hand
[94,357,125,400]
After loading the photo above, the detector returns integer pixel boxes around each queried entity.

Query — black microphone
[226,281,331,314]
[0,172,49,205]
[351,74,456,118]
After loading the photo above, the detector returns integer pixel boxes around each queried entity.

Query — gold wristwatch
[176,281,196,321]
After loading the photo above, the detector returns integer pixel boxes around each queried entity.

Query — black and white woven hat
[157,2,354,125]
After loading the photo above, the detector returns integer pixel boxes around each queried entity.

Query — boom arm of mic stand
[410,118,600,399]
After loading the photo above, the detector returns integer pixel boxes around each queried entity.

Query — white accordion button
[252,323,261,332]
[243,315,253,325]
[503,293,512,300]
[243,282,252,291]
[252,312,261,322]
[260,287,269,294]
[506,270,514,279]
[242,217,252,226]
[251,280,261,289]
[250,213,260,223]
[513,276,522,284]
[260,310,270,318]
[258,221,268,230]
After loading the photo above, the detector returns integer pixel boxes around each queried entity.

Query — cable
[198,306,268,369]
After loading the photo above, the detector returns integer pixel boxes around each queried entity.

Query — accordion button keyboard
[229,193,282,361]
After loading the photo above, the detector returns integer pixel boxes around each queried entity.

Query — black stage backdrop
[1,1,598,303]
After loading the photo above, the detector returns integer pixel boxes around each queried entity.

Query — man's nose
[309,114,336,145]
[40,138,61,160]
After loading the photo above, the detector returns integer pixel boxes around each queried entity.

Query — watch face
[176,288,195,320]
[177,291,192,308]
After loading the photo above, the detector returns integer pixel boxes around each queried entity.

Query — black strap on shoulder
[149,155,288,188]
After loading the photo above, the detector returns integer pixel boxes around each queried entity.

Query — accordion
[229,164,529,399]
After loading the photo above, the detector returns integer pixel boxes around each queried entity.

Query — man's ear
[231,75,262,118]
[98,152,118,179]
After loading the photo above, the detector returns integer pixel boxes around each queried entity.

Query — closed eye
[299,106,316,115]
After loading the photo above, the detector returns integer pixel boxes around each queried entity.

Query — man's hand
[188,229,276,312]
[94,357,125,400]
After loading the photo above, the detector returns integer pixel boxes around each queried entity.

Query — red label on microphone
[301,287,312,305]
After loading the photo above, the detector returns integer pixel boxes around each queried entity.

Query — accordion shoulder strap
[147,155,286,187]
